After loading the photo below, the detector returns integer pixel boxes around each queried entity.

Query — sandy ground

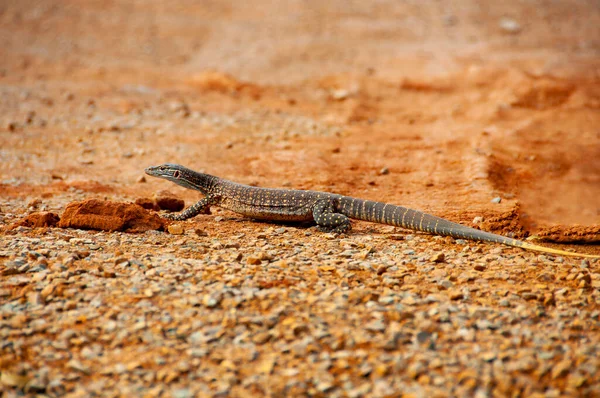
[1,1,600,397]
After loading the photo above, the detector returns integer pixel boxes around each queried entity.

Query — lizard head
[145,163,212,194]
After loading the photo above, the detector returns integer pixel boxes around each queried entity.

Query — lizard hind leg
[312,198,351,233]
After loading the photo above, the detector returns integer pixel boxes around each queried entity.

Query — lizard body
[145,164,599,259]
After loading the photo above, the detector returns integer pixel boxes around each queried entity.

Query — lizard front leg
[164,195,219,221]
[312,198,351,233]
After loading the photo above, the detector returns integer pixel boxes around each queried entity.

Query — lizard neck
[175,167,220,195]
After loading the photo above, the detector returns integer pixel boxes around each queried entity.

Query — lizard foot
[317,223,352,234]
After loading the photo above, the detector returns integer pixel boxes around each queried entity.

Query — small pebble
[0,372,30,388]
[430,252,445,263]
[247,256,262,265]
[194,228,209,236]
[167,224,184,235]
[499,17,521,33]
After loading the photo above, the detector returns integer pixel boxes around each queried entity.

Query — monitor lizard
[145,163,599,259]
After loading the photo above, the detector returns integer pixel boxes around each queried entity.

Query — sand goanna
[145,163,599,259]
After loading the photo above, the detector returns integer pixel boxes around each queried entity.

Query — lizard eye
[173,170,181,178]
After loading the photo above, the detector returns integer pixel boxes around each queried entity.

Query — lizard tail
[338,197,599,259]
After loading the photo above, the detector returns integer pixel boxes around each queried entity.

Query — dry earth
[1,1,600,397]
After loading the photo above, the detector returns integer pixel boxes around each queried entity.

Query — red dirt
[153,191,186,212]
[10,212,60,229]
[535,225,600,244]
[135,191,185,212]
[57,200,165,233]
[479,205,529,239]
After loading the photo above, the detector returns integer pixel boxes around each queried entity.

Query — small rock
[430,252,445,263]
[358,363,373,377]
[7,121,20,131]
[202,294,221,308]
[194,228,208,237]
[67,359,91,374]
[449,290,464,300]
[47,379,66,396]
[567,373,588,389]
[331,89,351,101]
[407,361,425,379]
[28,292,45,305]
[439,280,453,289]
[472,216,483,224]
[258,251,272,261]
[521,292,538,301]
[416,331,433,344]
[257,354,276,374]
[491,197,502,204]
[551,359,572,379]
[25,372,49,393]
[315,378,335,393]
[176,361,191,373]
[379,167,389,175]
[247,256,262,265]
[481,352,497,362]
[1,372,30,388]
[168,224,184,235]
[78,158,94,165]
[387,234,404,240]
[281,368,299,377]
[543,294,556,307]
[499,17,521,34]
[173,389,194,398]
[365,318,386,332]
[374,363,390,377]
[27,198,42,208]
[252,331,271,344]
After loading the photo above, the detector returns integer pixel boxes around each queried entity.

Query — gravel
[1,219,599,397]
